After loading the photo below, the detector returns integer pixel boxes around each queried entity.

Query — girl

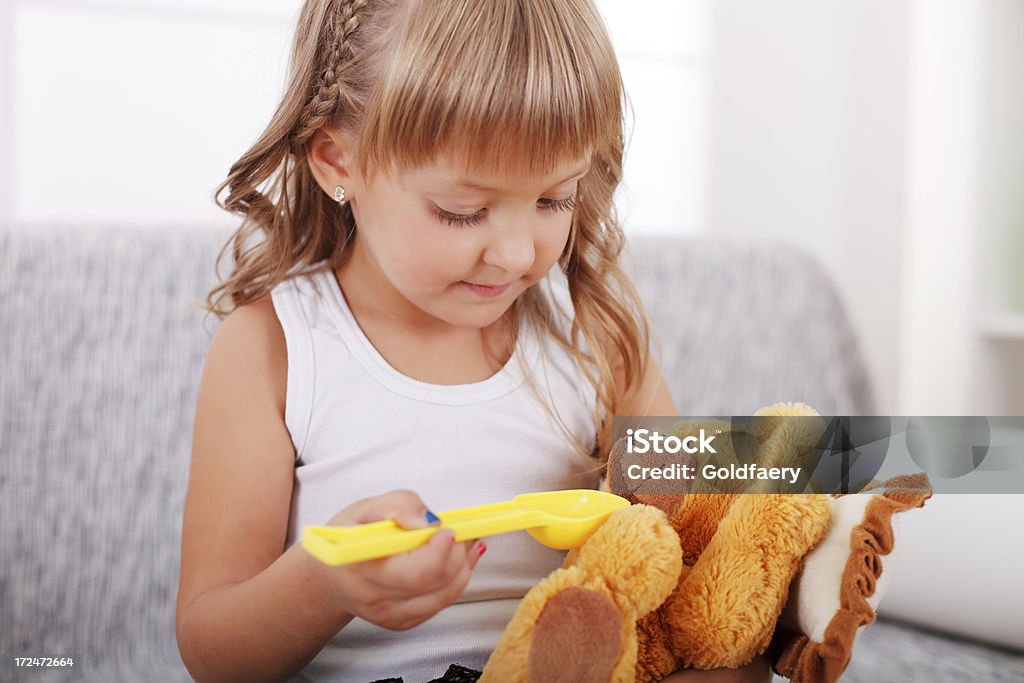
[175,1,767,681]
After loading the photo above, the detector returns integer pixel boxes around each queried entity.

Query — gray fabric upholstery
[830,619,1024,682]
[1,226,220,682]
[621,237,873,415]
[0,224,909,681]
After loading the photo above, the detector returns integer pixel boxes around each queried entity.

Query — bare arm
[602,353,679,456]
[177,545,355,683]
[175,298,482,683]
[619,356,678,417]
[175,298,349,682]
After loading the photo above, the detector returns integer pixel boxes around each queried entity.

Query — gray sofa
[2,225,1021,682]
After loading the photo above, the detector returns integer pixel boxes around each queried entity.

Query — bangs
[356,0,623,178]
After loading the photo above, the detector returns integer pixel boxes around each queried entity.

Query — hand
[311,490,485,630]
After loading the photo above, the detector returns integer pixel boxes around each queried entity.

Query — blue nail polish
[425,510,441,524]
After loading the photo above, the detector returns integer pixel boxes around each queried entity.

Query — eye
[429,193,577,229]
[539,194,576,213]
[430,205,486,228]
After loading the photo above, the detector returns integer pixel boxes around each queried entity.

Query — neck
[334,236,517,361]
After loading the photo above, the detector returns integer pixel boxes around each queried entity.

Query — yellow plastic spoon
[302,489,630,566]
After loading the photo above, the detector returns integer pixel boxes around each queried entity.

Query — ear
[305,127,359,198]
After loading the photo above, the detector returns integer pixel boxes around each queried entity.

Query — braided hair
[210,0,384,315]
[290,0,369,149]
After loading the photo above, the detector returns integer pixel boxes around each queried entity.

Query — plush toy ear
[769,473,932,683]
[605,435,690,518]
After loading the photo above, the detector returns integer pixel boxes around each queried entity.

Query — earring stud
[334,185,347,203]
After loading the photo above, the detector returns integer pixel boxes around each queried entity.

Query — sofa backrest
[1,226,223,678]
[623,235,872,416]
[0,225,870,676]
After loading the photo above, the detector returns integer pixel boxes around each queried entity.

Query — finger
[376,560,476,631]
[339,489,440,529]
[365,528,463,594]
[468,538,487,568]
[377,489,440,530]
[351,540,478,627]
[382,536,481,599]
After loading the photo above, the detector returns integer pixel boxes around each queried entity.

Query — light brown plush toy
[480,403,932,683]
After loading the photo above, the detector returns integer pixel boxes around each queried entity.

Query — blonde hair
[209,0,652,460]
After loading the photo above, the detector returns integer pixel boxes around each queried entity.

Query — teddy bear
[479,403,932,683]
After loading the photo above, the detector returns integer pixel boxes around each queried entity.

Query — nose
[482,219,536,276]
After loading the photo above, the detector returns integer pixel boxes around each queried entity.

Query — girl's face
[342,150,591,332]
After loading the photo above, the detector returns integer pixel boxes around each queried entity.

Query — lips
[461,281,512,298]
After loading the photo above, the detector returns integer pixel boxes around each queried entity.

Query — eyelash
[431,194,577,228]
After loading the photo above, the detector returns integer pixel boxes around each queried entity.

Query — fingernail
[476,540,487,557]
[425,510,440,524]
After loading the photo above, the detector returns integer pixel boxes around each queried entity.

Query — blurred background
[2,0,1023,669]
[1,0,1022,416]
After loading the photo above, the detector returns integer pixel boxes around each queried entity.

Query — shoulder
[204,296,287,417]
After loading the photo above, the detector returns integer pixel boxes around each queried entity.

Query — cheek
[375,215,470,286]
[358,206,424,276]
[414,234,468,280]
[536,215,574,267]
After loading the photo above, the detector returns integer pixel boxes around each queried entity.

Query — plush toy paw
[480,504,681,683]
[527,587,624,683]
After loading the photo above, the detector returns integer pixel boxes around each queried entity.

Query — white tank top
[271,265,600,683]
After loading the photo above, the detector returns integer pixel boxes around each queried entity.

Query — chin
[440,302,512,329]
[458,308,511,329]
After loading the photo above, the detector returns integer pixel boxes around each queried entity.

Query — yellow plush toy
[480,403,932,683]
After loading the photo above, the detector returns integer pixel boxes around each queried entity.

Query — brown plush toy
[479,403,932,683]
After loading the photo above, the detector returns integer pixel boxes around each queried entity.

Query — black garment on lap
[369,663,482,683]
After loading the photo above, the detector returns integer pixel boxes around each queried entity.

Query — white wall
[6,0,300,231]
[972,0,1024,416]
[710,0,1023,417]
[0,0,711,238]
[599,1,711,235]
[0,1,13,223]
[709,0,910,414]
[898,0,983,416]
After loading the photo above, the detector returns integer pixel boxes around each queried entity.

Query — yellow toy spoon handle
[302,506,547,566]
[301,490,629,566]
